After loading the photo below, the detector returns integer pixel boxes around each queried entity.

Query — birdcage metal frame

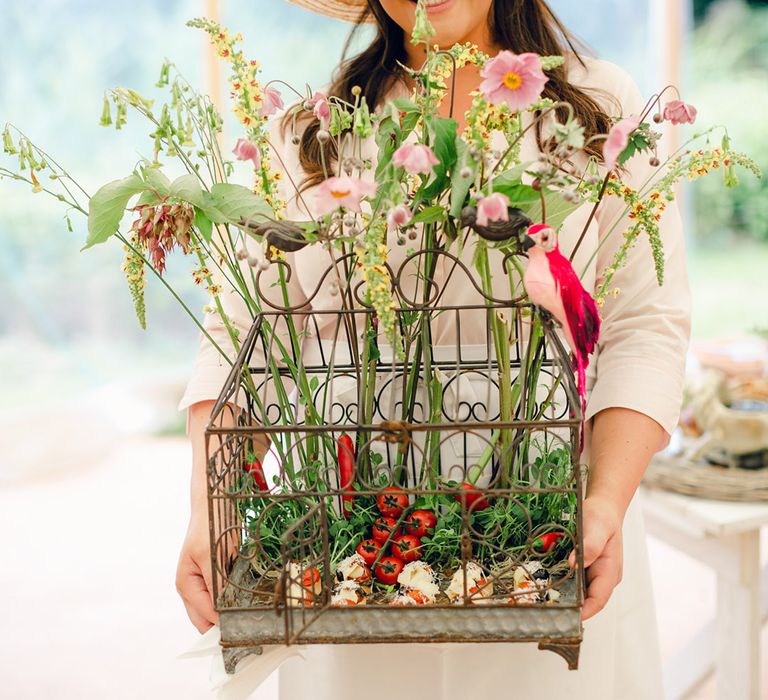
[204,250,586,673]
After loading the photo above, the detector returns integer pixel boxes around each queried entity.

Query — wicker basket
[643,455,768,502]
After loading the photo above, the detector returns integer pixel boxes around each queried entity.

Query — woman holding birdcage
[175,1,691,698]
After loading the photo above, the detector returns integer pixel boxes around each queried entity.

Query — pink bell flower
[232,138,261,169]
[311,91,331,131]
[387,204,413,232]
[392,143,440,175]
[663,100,697,125]
[476,192,510,227]
[479,51,548,112]
[315,175,376,216]
[602,115,641,171]
[261,86,284,117]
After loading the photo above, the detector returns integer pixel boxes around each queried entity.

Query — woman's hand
[177,401,252,633]
[176,511,218,634]
[568,494,624,621]
[571,407,668,621]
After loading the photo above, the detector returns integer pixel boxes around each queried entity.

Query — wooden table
[641,486,768,700]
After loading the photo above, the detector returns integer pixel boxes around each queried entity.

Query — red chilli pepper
[533,532,564,553]
[245,454,269,491]
[338,434,355,518]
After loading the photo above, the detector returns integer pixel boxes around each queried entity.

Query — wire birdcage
[205,249,585,672]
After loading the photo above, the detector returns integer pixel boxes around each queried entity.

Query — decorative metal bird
[460,205,532,244]
[238,217,309,252]
[522,223,601,428]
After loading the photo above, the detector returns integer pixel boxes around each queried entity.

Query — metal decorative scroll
[204,249,585,673]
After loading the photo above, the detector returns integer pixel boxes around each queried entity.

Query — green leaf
[392,97,421,131]
[169,174,206,208]
[141,165,170,197]
[449,138,474,219]
[486,167,539,205]
[136,190,162,206]
[479,168,540,221]
[204,183,272,226]
[194,207,213,241]
[398,109,422,136]
[494,182,540,206]
[618,122,653,166]
[485,167,579,230]
[83,174,146,250]
[522,190,582,231]
[421,117,458,200]
[411,205,446,225]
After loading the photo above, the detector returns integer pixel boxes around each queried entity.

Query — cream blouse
[177,55,691,440]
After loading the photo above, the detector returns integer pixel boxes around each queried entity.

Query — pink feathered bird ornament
[522,224,601,433]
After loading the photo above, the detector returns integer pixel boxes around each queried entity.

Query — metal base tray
[217,563,583,672]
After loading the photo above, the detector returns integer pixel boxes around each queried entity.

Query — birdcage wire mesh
[205,250,585,671]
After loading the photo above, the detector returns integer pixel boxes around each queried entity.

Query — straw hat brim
[286,0,374,23]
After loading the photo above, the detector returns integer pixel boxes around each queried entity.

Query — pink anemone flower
[476,192,510,227]
[387,204,413,232]
[261,86,284,117]
[315,175,376,216]
[602,116,641,171]
[311,91,331,131]
[392,144,440,175]
[232,138,261,169]
[663,100,697,125]
[479,51,548,112]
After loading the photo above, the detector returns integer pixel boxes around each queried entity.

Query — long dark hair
[286,0,615,188]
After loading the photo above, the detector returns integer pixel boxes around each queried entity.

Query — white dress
[178,55,691,700]
[277,491,662,700]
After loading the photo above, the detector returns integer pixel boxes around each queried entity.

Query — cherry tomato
[454,482,490,511]
[533,531,564,553]
[356,538,383,567]
[391,534,422,562]
[404,509,437,538]
[376,487,408,517]
[374,556,405,585]
[372,516,401,544]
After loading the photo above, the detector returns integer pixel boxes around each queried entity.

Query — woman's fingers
[568,516,610,569]
[187,568,219,623]
[582,533,623,621]
[199,555,216,611]
[575,496,625,620]
[176,547,219,632]
[183,598,215,634]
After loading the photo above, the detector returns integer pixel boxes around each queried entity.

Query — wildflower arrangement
[1,1,761,619]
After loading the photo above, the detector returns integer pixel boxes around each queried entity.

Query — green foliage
[449,138,474,218]
[690,1,768,241]
[618,122,655,166]
[419,116,458,200]
[524,190,582,232]
[411,205,446,225]
[83,174,146,250]
[85,166,271,251]
[204,182,272,225]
